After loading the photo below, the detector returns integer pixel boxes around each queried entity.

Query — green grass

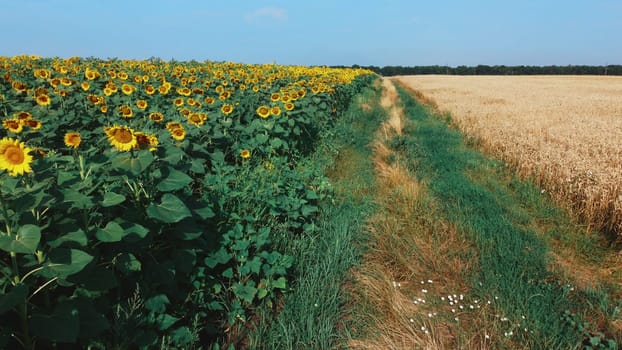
[246,83,384,349]
[395,84,618,349]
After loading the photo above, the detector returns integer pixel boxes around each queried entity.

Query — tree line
[339,64,622,76]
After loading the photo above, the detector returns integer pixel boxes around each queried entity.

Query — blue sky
[1,0,620,66]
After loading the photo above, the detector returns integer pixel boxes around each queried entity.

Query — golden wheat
[395,75,622,237]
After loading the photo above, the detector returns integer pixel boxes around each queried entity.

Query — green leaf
[170,327,194,346]
[232,282,257,303]
[256,134,269,144]
[111,151,154,175]
[301,205,318,216]
[41,248,94,278]
[273,277,287,289]
[257,288,268,300]
[146,193,191,223]
[60,189,94,210]
[145,294,169,313]
[115,253,141,274]
[95,221,125,242]
[119,221,149,242]
[156,313,179,331]
[30,302,80,343]
[0,225,41,254]
[0,284,28,314]
[270,138,283,148]
[47,229,87,248]
[101,191,126,207]
[157,167,193,192]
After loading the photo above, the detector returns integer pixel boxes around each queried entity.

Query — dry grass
[347,79,508,350]
[394,75,622,238]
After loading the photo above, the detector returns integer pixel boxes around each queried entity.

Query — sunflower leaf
[146,194,191,223]
[0,225,41,254]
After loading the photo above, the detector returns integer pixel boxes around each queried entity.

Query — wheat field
[394,75,622,237]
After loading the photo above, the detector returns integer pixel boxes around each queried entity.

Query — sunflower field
[0,55,375,349]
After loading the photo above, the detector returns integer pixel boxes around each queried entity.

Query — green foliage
[0,56,376,349]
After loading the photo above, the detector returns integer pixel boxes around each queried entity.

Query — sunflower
[12,81,28,93]
[252,86,260,93]
[144,85,156,95]
[80,81,90,91]
[100,105,108,113]
[221,104,233,115]
[271,106,281,116]
[281,94,291,103]
[60,77,72,86]
[36,94,51,106]
[104,125,137,151]
[34,69,51,79]
[119,105,133,118]
[215,85,225,94]
[149,112,164,123]
[134,132,158,151]
[187,98,196,106]
[187,112,206,126]
[103,87,114,96]
[0,137,33,176]
[177,87,191,96]
[284,102,295,111]
[219,91,230,100]
[136,99,148,110]
[256,105,270,118]
[239,84,247,91]
[240,149,251,159]
[204,97,215,105]
[169,126,186,141]
[121,83,135,95]
[166,122,183,131]
[13,111,32,120]
[270,93,280,102]
[23,119,42,131]
[64,132,81,148]
[173,98,184,107]
[84,69,97,80]
[3,119,23,133]
[49,78,61,88]
[118,72,129,80]
[179,108,191,117]
[158,85,170,95]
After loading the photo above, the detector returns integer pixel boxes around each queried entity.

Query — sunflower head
[64,132,81,148]
[256,105,270,119]
[81,81,90,91]
[0,137,34,176]
[121,83,135,95]
[221,104,233,115]
[284,102,295,111]
[24,119,42,131]
[104,125,137,151]
[136,99,148,110]
[119,105,133,118]
[169,126,186,141]
[3,119,23,133]
[36,94,51,106]
[271,106,281,116]
[240,149,251,159]
[149,112,164,123]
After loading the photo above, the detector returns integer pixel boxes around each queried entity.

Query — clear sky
[1,0,620,66]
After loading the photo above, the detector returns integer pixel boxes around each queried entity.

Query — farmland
[0,55,375,349]
[3,55,622,350]
[394,75,622,237]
